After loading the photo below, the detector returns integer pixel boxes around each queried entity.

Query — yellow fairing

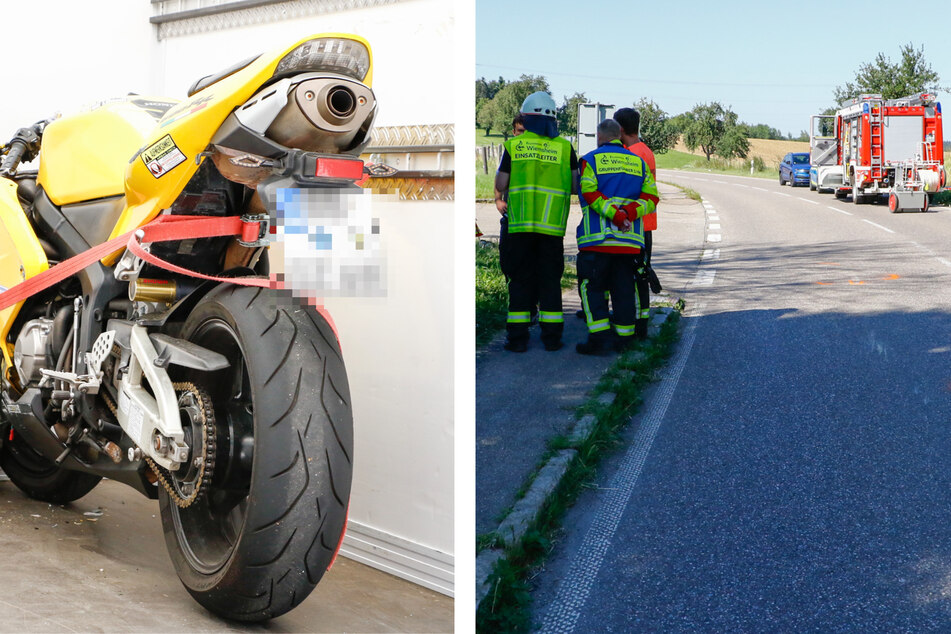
[0,179,49,372]
[38,102,164,206]
[104,33,373,264]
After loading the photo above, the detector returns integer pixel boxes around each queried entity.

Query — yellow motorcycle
[0,34,375,621]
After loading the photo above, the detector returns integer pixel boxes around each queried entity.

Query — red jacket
[626,141,657,231]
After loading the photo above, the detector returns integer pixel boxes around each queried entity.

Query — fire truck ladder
[868,100,883,180]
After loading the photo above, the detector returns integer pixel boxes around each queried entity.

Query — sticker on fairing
[141,134,187,178]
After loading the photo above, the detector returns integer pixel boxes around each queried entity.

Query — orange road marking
[882,274,900,280]
[848,280,865,285]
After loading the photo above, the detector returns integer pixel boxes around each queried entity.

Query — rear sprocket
[145,382,216,508]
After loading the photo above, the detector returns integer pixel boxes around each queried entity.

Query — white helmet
[521,91,557,117]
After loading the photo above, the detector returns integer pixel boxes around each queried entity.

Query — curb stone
[475,548,505,605]
[496,450,577,548]
[475,308,676,611]
[596,392,616,408]
[568,414,597,446]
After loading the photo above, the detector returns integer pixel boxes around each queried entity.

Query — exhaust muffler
[266,76,376,154]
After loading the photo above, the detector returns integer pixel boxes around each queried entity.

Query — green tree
[487,75,549,140]
[682,102,748,161]
[834,43,946,104]
[557,91,587,139]
[667,112,691,138]
[716,127,750,160]
[741,122,784,140]
[476,97,494,135]
[475,76,507,103]
[634,98,677,155]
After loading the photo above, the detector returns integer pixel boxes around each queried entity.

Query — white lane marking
[735,184,750,188]
[712,180,728,185]
[862,219,895,234]
[707,234,722,242]
[752,187,768,192]
[701,248,720,261]
[798,198,819,205]
[827,206,853,216]
[938,258,951,268]
[690,269,717,286]
[709,223,721,230]
[708,215,720,221]
[773,191,792,197]
[695,178,709,182]
[538,316,701,634]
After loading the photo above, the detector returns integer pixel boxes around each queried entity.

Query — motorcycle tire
[158,284,353,622]
[0,431,101,504]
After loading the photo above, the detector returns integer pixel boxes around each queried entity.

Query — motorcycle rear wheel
[159,284,353,622]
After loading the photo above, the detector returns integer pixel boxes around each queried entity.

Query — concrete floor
[0,476,452,633]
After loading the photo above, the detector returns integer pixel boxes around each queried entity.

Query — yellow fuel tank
[37,98,177,206]
[0,178,49,372]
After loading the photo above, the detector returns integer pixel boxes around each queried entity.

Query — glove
[645,266,663,293]
[611,208,628,229]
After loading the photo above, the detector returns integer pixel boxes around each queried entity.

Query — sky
[476,0,951,137]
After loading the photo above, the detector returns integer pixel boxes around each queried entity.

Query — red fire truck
[810,93,945,212]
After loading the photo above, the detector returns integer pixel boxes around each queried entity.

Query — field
[476,129,507,147]
[674,137,810,168]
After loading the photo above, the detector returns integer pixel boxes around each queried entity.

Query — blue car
[779,152,810,186]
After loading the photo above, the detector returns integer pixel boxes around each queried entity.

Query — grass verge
[476,170,494,200]
[476,311,682,632]
[658,179,702,205]
[476,241,576,349]
[656,149,779,180]
[476,242,508,348]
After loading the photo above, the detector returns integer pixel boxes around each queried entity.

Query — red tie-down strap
[0,215,274,313]
[124,215,276,288]
[0,214,342,342]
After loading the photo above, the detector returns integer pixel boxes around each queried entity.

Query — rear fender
[136,278,340,346]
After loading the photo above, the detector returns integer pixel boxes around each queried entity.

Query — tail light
[274,38,370,83]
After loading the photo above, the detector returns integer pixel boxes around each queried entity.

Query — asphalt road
[531,171,951,631]
[0,477,451,633]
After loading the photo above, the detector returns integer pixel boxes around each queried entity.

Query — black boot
[504,338,528,353]
[635,318,649,340]
[576,333,611,356]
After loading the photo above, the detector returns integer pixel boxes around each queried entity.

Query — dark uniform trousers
[505,231,564,346]
[579,250,646,340]
[635,231,653,334]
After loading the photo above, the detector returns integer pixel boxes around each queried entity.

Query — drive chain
[102,381,215,508]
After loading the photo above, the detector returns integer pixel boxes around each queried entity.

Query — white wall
[0,1,153,138]
[156,0,455,127]
[323,199,454,594]
[0,0,455,595]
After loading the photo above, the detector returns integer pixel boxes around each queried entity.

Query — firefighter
[496,114,526,299]
[494,92,578,352]
[614,107,659,336]
[576,118,658,355]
